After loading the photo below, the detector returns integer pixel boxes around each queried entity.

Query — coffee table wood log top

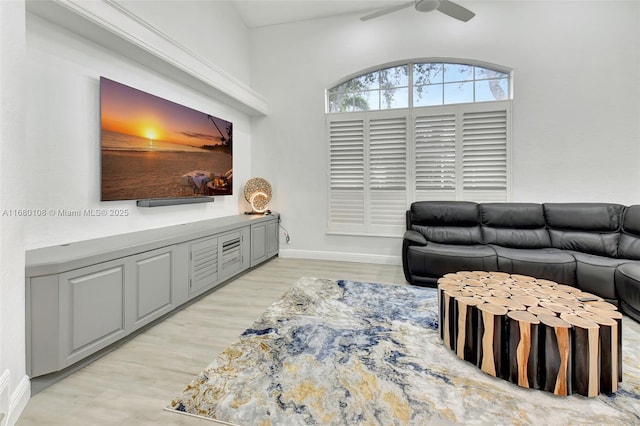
[437,271,622,397]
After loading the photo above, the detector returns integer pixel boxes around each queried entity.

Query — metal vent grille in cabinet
[220,232,242,278]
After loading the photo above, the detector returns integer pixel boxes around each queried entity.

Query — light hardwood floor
[18,258,406,425]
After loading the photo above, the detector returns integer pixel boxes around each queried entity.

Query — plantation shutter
[328,117,365,233]
[368,115,407,235]
[327,101,511,235]
[461,105,509,201]
[414,111,457,201]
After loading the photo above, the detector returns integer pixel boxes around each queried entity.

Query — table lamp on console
[243,177,272,214]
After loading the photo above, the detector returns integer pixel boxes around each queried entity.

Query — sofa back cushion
[409,201,482,245]
[619,205,640,259]
[543,203,623,257]
[480,203,551,248]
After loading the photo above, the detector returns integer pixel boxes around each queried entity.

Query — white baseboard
[5,375,29,426]
[279,249,401,266]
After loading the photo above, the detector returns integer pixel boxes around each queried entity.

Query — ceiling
[230,0,412,28]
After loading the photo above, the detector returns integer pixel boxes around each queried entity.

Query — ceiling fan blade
[437,0,475,22]
[360,1,414,21]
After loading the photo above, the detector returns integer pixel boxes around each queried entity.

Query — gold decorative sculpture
[244,177,272,214]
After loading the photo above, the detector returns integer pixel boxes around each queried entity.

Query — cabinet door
[59,260,128,367]
[251,222,268,266]
[128,246,176,330]
[267,218,279,258]
[189,236,219,297]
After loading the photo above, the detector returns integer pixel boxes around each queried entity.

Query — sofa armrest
[404,230,427,246]
[402,230,427,283]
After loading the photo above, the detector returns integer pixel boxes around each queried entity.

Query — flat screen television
[100,77,232,204]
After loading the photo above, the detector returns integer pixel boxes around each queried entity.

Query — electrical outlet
[279,224,291,244]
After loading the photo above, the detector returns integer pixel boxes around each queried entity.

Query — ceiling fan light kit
[361,0,475,22]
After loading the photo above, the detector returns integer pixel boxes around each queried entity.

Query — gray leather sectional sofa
[402,201,640,322]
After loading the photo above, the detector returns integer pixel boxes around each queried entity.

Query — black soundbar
[136,197,215,207]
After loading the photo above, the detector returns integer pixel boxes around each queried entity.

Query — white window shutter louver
[368,116,407,234]
[327,102,511,235]
[414,112,457,201]
[461,108,509,202]
[328,118,366,233]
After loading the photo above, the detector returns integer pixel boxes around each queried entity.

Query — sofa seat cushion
[406,243,497,282]
[615,262,640,322]
[490,246,576,286]
[571,252,630,300]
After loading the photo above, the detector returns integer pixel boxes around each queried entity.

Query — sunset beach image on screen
[100,77,232,201]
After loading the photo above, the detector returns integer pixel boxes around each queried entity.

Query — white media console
[25,213,279,393]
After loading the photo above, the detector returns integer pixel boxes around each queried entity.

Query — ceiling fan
[361,0,475,22]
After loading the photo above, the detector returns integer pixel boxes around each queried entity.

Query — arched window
[326,60,512,236]
[327,61,510,112]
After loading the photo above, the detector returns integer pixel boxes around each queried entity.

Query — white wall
[119,0,252,85]
[250,0,640,263]
[24,0,254,249]
[1,1,30,423]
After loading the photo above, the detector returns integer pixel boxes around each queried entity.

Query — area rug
[167,277,640,425]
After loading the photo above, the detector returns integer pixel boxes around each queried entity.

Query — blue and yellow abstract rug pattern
[168,277,640,425]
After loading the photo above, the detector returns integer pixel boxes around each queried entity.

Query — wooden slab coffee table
[437,271,622,397]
